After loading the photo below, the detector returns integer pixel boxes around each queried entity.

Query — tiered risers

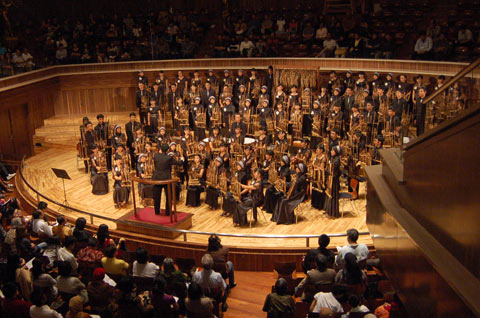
[33,112,132,152]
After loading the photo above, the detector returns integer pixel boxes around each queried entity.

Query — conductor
[153,143,184,215]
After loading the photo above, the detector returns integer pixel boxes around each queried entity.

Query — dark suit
[152,152,184,215]
[125,121,141,168]
[136,89,150,125]
[201,88,216,106]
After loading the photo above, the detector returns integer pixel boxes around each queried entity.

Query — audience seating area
[0,160,407,318]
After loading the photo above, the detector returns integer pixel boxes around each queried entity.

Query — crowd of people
[1,4,480,77]
[79,68,465,226]
[0,174,400,318]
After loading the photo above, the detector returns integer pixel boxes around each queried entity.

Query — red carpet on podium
[127,207,191,227]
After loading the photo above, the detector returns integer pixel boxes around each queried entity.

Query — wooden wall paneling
[10,104,32,159]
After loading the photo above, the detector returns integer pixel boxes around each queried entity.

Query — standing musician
[221,97,235,134]
[90,144,109,195]
[154,127,171,146]
[207,96,222,131]
[239,98,254,136]
[82,121,96,173]
[349,104,364,135]
[201,81,216,106]
[364,100,378,145]
[191,70,203,88]
[167,84,180,116]
[126,112,141,168]
[346,131,366,200]
[258,85,270,108]
[330,87,342,106]
[327,71,342,94]
[234,84,249,113]
[287,85,301,115]
[154,70,168,106]
[206,69,218,94]
[147,99,161,136]
[415,87,428,136]
[324,145,342,218]
[234,69,248,97]
[191,97,206,141]
[152,143,184,216]
[94,114,112,170]
[136,82,150,126]
[150,82,163,106]
[137,70,149,86]
[248,68,261,102]
[132,127,147,158]
[343,87,356,135]
[310,101,324,148]
[136,153,154,206]
[186,154,205,207]
[174,97,190,132]
[219,69,234,98]
[289,104,303,141]
[112,154,130,209]
[264,65,275,97]
[343,70,355,90]
[274,102,288,133]
[168,142,185,199]
[205,157,227,210]
[371,135,384,165]
[318,86,330,107]
[310,144,327,210]
[112,125,127,150]
[273,84,287,110]
[327,103,343,137]
[175,70,189,98]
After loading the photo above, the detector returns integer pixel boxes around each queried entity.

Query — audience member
[335,228,369,266]
[341,294,370,317]
[52,215,72,240]
[56,261,88,302]
[101,244,129,276]
[310,284,347,314]
[206,234,236,288]
[185,282,215,317]
[296,254,336,302]
[29,289,63,318]
[149,276,178,318]
[413,32,433,60]
[335,253,367,285]
[73,217,92,243]
[262,278,296,318]
[7,254,33,300]
[31,258,58,301]
[59,236,79,274]
[31,202,53,238]
[192,253,228,311]
[77,236,104,264]
[66,295,91,318]
[87,268,115,314]
[2,282,33,318]
[132,247,160,278]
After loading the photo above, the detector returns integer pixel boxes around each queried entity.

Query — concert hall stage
[19,147,370,248]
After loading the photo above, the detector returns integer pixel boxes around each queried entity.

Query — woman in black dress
[205,157,225,210]
[263,155,291,213]
[90,145,109,195]
[311,144,327,210]
[222,160,248,217]
[112,155,130,208]
[234,168,264,227]
[186,155,205,207]
[324,145,341,218]
[272,163,308,225]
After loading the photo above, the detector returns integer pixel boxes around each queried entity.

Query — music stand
[52,168,71,210]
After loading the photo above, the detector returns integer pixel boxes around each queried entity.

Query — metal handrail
[17,157,369,246]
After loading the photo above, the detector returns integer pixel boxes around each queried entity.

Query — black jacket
[152,153,184,180]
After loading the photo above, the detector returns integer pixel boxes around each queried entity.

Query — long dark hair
[344,253,363,284]
[97,224,110,246]
[207,234,222,252]
[31,258,45,280]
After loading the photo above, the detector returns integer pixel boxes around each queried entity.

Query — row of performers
[86,124,384,226]
[135,69,465,138]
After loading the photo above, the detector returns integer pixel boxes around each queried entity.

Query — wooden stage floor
[23,148,371,248]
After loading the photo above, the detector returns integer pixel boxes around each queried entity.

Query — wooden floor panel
[23,149,371,248]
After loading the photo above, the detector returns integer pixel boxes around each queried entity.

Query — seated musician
[263,155,292,214]
[371,135,384,165]
[154,126,171,145]
[191,96,206,141]
[222,161,248,218]
[231,126,245,149]
[261,150,274,181]
[243,145,255,179]
[168,142,184,200]
[234,168,264,227]
[186,155,205,207]
[90,144,109,195]
[257,126,272,148]
[347,131,367,200]
[272,163,308,225]
[112,125,127,149]
[112,155,130,209]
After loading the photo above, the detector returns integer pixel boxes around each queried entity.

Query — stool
[339,192,360,217]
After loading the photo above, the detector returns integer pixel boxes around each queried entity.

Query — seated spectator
[380,34,394,59]
[56,44,68,64]
[149,276,178,318]
[59,236,78,274]
[303,22,315,42]
[77,237,104,264]
[96,223,114,249]
[310,284,347,314]
[207,234,236,287]
[335,228,369,266]
[413,32,433,60]
[5,217,24,253]
[348,33,365,58]
[2,282,33,318]
[42,236,61,267]
[296,254,336,302]
[101,244,129,276]
[335,253,367,285]
[32,258,58,301]
[341,294,370,317]
[12,49,26,72]
[240,37,255,57]
[22,48,35,71]
[192,253,228,311]
[80,44,91,63]
[317,33,338,57]
[457,25,473,47]
[366,33,381,59]
[70,43,82,64]
[87,268,115,314]
[111,277,149,318]
[66,295,91,318]
[0,53,15,76]
[262,278,296,318]
[303,234,335,272]
[7,254,33,300]
[261,14,273,35]
[30,289,63,318]
[185,282,215,317]
[132,247,160,278]
[276,16,286,35]
[159,258,187,292]
[106,42,120,62]
[56,261,88,302]
[31,202,53,238]
[214,35,227,58]
[73,217,92,243]
[315,23,328,42]
[433,33,451,61]
[52,215,72,240]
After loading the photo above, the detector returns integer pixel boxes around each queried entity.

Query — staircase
[323,0,353,15]
[33,112,132,153]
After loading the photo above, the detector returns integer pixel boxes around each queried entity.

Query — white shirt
[32,219,53,237]
[132,261,160,278]
[192,269,227,292]
[240,40,255,52]
[414,37,433,53]
[323,39,338,50]
[277,20,286,32]
[58,247,78,273]
[30,305,63,318]
[12,53,25,67]
[312,292,344,314]
[335,244,369,265]
[341,305,370,317]
[56,275,85,294]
